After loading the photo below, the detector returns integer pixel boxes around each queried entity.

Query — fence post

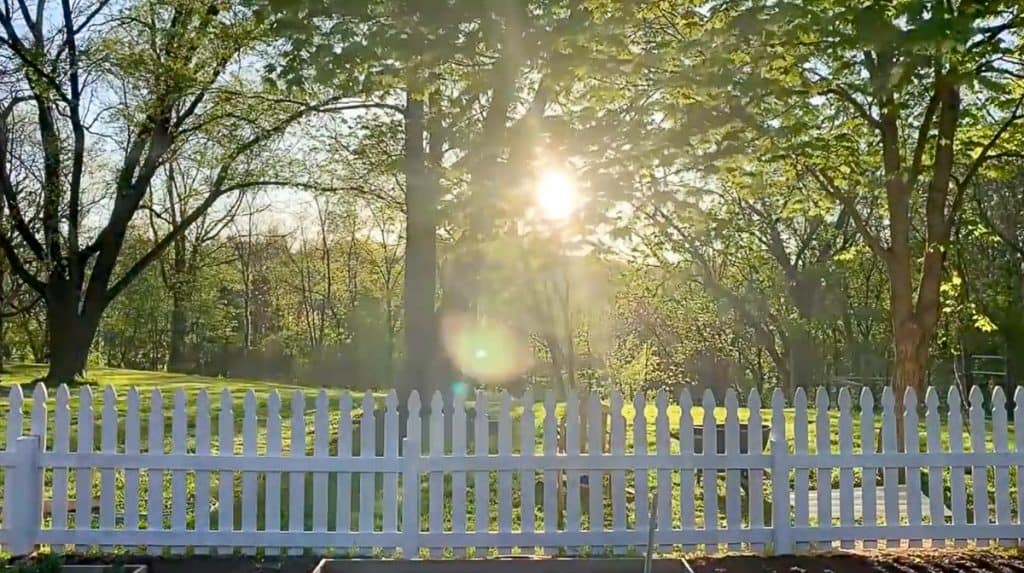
[770,423,792,554]
[10,435,42,556]
[402,433,421,558]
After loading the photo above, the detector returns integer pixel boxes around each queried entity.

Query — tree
[0,0,379,382]
[590,1,1024,418]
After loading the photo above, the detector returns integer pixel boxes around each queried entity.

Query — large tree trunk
[44,288,102,384]
[401,88,440,401]
[167,288,189,372]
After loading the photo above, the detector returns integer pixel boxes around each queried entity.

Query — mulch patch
[15,549,1024,573]
[688,549,1024,573]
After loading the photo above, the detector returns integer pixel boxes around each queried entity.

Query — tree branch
[806,166,889,261]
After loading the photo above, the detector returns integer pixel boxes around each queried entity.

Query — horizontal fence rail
[0,383,1022,556]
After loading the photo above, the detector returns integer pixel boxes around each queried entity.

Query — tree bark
[44,281,103,383]
[401,86,440,400]
[167,287,189,372]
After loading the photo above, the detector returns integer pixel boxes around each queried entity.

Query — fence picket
[678,389,695,552]
[76,386,94,550]
[474,390,490,555]
[402,392,421,558]
[769,388,790,554]
[924,388,944,545]
[813,388,831,550]
[53,385,72,535]
[335,392,350,536]
[588,392,606,536]
[267,391,283,537]
[498,391,513,549]
[1015,388,1024,530]
[609,390,626,553]
[358,393,375,543]
[903,388,922,548]
[2,385,23,534]
[241,391,258,555]
[170,390,188,554]
[313,391,331,542]
[216,390,233,555]
[429,391,444,557]
[290,391,307,555]
[633,392,649,545]
[968,385,989,546]
[655,390,672,547]
[382,391,399,542]
[792,388,809,552]
[837,388,853,549]
[701,389,717,552]
[991,387,1011,546]
[519,390,536,540]
[542,390,557,540]
[880,387,899,548]
[723,389,741,551]
[565,391,582,544]
[452,391,468,554]
[6,383,1024,556]
[859,388,877,549]
[948,386,967,547]
[747,389,764,552]
[194,390,211,554]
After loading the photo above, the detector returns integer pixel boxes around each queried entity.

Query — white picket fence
[0,383,1022,556]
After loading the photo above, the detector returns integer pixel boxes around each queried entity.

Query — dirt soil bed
[688,550,1024,573]
[27,550,1024,573]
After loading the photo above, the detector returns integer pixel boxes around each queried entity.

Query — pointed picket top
[859,386,874,411]
[358,390,373,420]
[80,383,94,406]
[947,385,962,410]
[407,389,421,417]
[770,388,786,443]
[925,386,939,411]
[293,389,307,415]
[725,388,739,412]
[1015,387,1024,416]
[655,389,668,414]
[880,385,894,408]
[430,390,444,418]
[318,389,331,414]
[969,384,985,409]
[701,388,717,412]
[103,386,118,420]
[385,389,398,413]
[632,390,645,422]
[793,386,807,410]
[679,386,693,410]
[567,388,580,419]
[453,388,466,421]
[904,386,918,412]
[747,388,761,411]
[992,386,1007,421]
[268,389,282,416]
[837,387,851,410]
[335,390,347,419]
[33,381,48,404]
[219,388,232,413]
[610,389,623,418]
[196,389,210,421]
[175,387,188,413]
[543,388,556,425]
[57,383,72,411]
[815,386,829,411]
[521,388,534,416]
[9,382,23,406]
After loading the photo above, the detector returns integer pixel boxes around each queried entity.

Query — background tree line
[2,0,1024,406]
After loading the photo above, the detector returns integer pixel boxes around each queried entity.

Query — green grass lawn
[0,363,1018,543]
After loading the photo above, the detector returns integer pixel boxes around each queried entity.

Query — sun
[535,168,580,222]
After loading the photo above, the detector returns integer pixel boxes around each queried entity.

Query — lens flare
[441,312,532,385]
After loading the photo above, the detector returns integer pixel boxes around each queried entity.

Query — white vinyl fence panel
[0,383,1022,556]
